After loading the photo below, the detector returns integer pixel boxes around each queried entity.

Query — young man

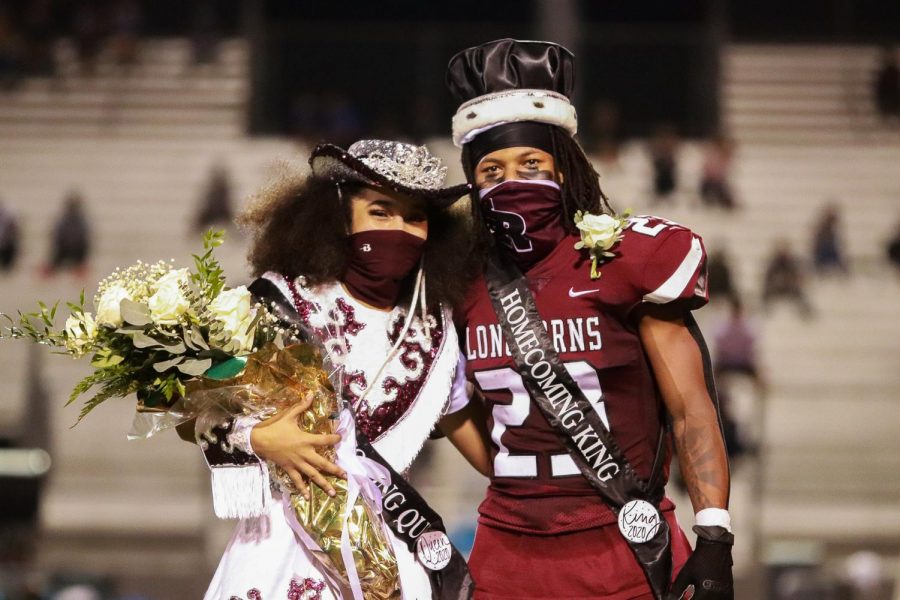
[447,39,734,600]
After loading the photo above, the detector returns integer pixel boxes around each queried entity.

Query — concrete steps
[723,44,900,145]
[0,38,248,140]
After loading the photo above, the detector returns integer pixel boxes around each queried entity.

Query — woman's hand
[250,401,346,499]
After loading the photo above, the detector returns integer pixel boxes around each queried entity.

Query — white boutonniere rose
[95,284,133,327]
[209,286,257,353]
[148,268,191,325]
[574,210,629,279]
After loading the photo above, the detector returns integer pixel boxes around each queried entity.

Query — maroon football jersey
[459,215,708,535]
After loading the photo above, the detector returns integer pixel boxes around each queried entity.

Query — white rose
[209,287,253,331]
[64,312,97,354]
[95,284,132,327]
[227,319,257,354]
[576,213,622,251]
[148,268,190,325]
[209,286,257,353]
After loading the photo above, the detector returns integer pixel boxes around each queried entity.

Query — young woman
[446,40,734,600]
[194,140,489,600]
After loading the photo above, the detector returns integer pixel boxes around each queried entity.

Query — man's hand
[667,526,734,600]
[250,402,345,499]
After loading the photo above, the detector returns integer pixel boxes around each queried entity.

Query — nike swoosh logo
[568,287,599,298]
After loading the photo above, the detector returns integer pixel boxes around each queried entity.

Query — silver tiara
[348,140,448,191]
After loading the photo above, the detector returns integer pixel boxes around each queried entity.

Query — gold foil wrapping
[188,343,401,599]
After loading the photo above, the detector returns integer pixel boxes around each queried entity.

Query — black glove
[666,525,734,600]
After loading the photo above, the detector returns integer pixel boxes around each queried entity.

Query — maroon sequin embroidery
[333,298,365,337]
[228,577,325,600]
[286,278,320,326]
[286,279,365,354]
[343,370,368,403]
[355,313,444,441]
[288,577,325,600]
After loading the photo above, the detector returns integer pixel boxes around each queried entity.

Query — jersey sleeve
[620,217,709,317]
[445,349,471,415]
[640,226,708,311]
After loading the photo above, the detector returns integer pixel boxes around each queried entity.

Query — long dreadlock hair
[460,125,617,259]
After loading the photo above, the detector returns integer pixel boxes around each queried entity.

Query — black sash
[250,277,474,600]
[483,253,672,600]
[356,434,474,600]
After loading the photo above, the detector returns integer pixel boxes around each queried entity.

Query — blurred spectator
[713,297,764,391]
[811,203,848,274]
[762,239,813,317]
[291,90,365,146]
[887,221,900,271]
[21,0,56,77]
[649,123,679,202]
[53,584,102,600]
[193,164,234,233]
[874,47,900,122]
[707,247,738,302]
[587,99,622,165]
[44,191,91,277]
[410,94,438,141]
[0,7,25,90]
[110,0,143,68]
[700,134,737,209]
[73,2,106,76]
[290,91,321,141]
[321,91,364,148]
[372,107,403,142]
[715,385,747,461]
[0,198,20,271]
[190,0,221,67]
[840,551,893,600]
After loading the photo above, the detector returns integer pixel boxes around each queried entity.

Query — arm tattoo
[674,418,729,510]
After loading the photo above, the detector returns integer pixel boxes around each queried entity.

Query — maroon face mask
[479,179,567,272]
[343,229,426,309]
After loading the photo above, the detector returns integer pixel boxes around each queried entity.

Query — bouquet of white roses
[0,231,284,424]
[0,231,402,598]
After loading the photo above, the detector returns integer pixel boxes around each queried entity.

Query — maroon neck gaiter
[480,179,567,272]
[342,229,426,309]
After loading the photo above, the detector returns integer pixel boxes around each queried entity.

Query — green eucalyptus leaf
[176,358,213,376]
[182,331,199,351]
[153,356,185,372]
[121,300,152,326]
[159,339,186,354]
[190,327,209,350]
[132,332,163,349]
[114,326,145,334]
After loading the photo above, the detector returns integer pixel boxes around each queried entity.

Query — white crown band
[451,89,578,147]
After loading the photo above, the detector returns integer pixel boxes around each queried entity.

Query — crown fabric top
[446,39,578,146]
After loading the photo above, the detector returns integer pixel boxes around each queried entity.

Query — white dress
[202,274,468,600]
